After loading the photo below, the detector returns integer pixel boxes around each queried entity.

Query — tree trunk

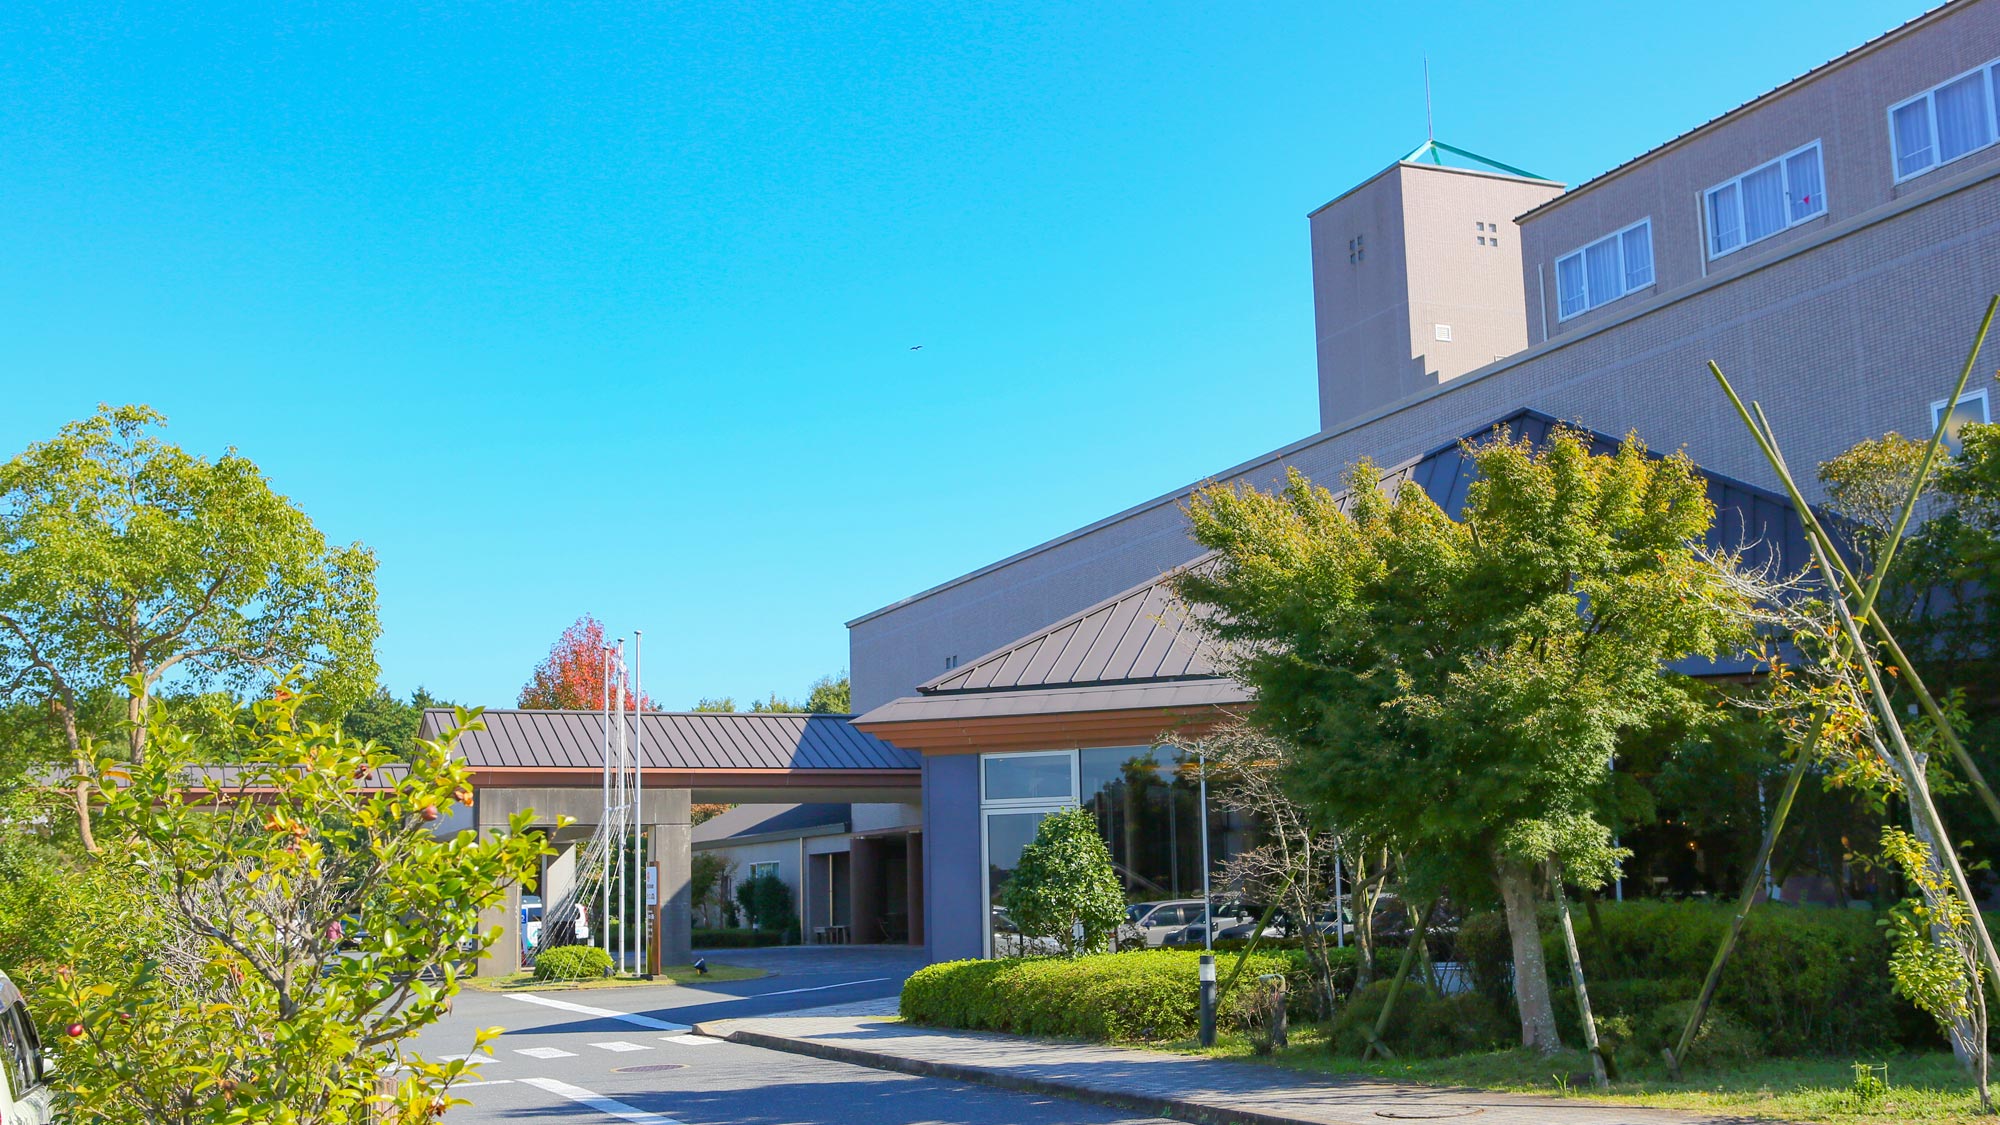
[1906,759,1983,1075]
[1495,855,1562,1053]
[57,703,98,853]
[128,682,149,765]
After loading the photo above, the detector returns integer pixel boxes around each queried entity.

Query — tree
[735,872,794,934]
[999,806,1126,957]
[335,685,455,752]
[806,673,851,714]
[0,404,380,849]
[1177,429,1748,1052]
[691,697,736,712]
[47,689,549,1124]
[518,615,652,711]
[748,693,805,713]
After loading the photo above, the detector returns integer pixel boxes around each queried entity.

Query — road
[416,947,1174,1125]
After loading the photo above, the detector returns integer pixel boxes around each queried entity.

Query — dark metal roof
[862,408,1808,728]
[418,709,921,772]
[692,802,850,846]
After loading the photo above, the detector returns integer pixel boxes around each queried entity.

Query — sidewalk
[693,1002,1766,1125]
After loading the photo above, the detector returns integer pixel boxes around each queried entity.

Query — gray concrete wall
[923,753,983,962]
[848,163,2000,714]
[1523,0,2000,344]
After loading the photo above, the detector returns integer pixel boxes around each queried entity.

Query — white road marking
[661,1034,716,1046]
[590,1040,652,1052]
[518,1076,687,1125]
[738,976,893,1000]
[454,1079,514,1088]
[505,993,691,1031]
[440,1053,492,1063]
[513,1046,577,1059]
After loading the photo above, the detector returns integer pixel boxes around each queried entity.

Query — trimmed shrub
[1330,980,1513,1058]
[1461,900,1935,1055]
[901,949,1294,1042]
[693,927,786,948]
[735,874,795,933]
[533,944,613,981]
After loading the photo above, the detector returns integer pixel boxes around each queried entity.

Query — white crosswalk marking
[513,1046,577,1059]
[518,1077,687,1125]
[504,993,691,1031]
[591,1040,652,1052]
[661,1034,716,1046]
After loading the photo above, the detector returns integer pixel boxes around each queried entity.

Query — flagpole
[599,644,612,960]
[614,638,628,973]
[633,629,647,978]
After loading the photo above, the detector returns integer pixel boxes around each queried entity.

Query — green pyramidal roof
[1401,139,1545,181]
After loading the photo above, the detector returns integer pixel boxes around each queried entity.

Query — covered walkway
[417,708,922,974]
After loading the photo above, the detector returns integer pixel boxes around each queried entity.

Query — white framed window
[1889,57,2000,182]
[1932,388,1991,457]
[1554,219,1653,321]
[747,861,779,882]
[979,750,1077,805]
[1704,141,1826,259]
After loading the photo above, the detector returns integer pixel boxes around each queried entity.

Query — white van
[0,970,51,1124]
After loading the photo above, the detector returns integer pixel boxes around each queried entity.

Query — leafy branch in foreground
[48,687,553,1125]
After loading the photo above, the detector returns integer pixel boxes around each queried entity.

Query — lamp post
[1194,743,1216,1047]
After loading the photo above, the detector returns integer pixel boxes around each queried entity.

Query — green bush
[735,874,795,933]
[1460,900,1934,1055]
[533,944,613,981]
[901,949,1294,1042]
[1330,980,1513,1058]
[693,927,786,948]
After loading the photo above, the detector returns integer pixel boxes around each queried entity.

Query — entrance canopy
[418,708,921,804]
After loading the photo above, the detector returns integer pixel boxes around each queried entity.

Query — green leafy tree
[0,404,379,849]
[806,673,851,714]
[1177,429,1749,1051]
[48,690,550,1124]
[692,697,737,713]
[735,872,794,933]
[998,806,1126,957]
[748,693,805,713]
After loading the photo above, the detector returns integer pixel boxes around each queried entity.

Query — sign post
[645,862,661,977]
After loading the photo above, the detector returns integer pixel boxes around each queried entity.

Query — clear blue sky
[0,1,1910,710]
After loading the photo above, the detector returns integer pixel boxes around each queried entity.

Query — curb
[691,1023,1351,1125]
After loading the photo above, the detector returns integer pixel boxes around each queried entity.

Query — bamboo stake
[1550,860,1608,1089]
[1361,902,1432,1062]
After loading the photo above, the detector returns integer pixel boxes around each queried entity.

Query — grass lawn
[1163,1027,1982,1124]
[464,962,767,992]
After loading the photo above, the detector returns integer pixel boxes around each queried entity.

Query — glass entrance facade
[978,745,1248,957]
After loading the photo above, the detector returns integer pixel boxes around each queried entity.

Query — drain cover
[1374,1110,1482,1120]
[612,1063,688,1074]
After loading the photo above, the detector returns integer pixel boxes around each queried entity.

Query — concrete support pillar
[648,788,693,968]
[850,837,884,944]
[907,833,925,946]
[475,798,523,977]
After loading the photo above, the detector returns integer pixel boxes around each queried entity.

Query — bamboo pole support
[1550,860,1608,1089]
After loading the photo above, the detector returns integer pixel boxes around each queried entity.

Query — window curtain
[1707,184,1742,256]
[1785,147,1825,222]
[1740,162,1786,242]
[1557,254,1586,318]
[1893,100,1934,178]
[1583,238,1621,308]
[1935,71,1993,163]
[1620,225,1653,291]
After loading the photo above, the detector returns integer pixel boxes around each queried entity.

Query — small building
[693,801,924,943]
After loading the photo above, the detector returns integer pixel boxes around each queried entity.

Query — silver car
[0,969,52,1124]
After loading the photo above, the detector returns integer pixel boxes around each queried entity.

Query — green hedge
[693,927,787,948]
[533,944,613,981]
[1457,900,1934,1054]
[901,949,1295,1042]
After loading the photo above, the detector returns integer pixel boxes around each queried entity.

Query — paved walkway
[694,1004,1767,1125]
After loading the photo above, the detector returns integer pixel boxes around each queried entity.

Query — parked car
[1163,900,1271,945]
[521,895,545,956]
[1121,900,1208,947]
[0,969,52,1125]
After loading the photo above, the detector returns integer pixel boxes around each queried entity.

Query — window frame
[1888,57,2000,184]
[979,749,1078,807]
[1703,140,1827,260]
[747,860,779,883]
[980,803,1071,958]
[1553,217,1655,322]
[1932,388,1992,456]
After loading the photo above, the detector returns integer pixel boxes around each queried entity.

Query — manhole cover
[612,1063,688,1074]
[1374,1110,1482,1120]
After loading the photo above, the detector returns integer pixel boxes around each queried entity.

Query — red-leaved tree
[518,615,654,711]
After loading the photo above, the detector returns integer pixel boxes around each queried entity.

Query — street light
[1193,743,1216,1047]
